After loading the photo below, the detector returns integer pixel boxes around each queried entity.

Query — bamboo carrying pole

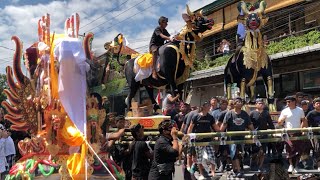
[187,127,320,138]
[111,127,320,138]
[115,135,320,146]
[113,127,320,146]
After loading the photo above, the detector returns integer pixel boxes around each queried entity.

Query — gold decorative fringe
[241,31,268,86]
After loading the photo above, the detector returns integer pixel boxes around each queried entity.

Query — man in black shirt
[188,102,220,179]
[174,103,190,130]
[216,99,234,172]
[306,97,320,171]
[148,120,179,180]
[180,109,198,174]
[149,16,172,79]
[210,98,228,123]
[221,97,254,177]
[249,99,275,171]
[130,123,153,180]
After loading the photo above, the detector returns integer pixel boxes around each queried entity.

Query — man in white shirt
[278,96,307,173]
[3,130,16,171]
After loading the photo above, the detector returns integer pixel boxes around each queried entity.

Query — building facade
[186,0,320,106]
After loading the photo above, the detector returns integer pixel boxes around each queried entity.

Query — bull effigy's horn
[256,0,266,14]
[186,5,194,16]
[238,1,250,15]
[196,10,203,17]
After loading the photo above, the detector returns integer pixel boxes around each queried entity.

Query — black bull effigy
[224,0,276,111]
[115,5,213,110]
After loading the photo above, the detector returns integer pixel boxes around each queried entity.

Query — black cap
[115,115,125,122]
[301,100,309,105]
[234,97,243,102]
[285,96,296,101]
[210,96,218,101]
[296,92,304,97]
[255,98,264,103]
[158,16,168,24]
[158,119,174,131]
[313,97,320,104]
[202,101,210,107]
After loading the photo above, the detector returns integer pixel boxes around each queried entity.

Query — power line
[0,46,14,51]
[94,0,164,36]
[85,0,146,33]
[80,0,129,30]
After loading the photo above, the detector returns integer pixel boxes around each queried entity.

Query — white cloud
[187,0,214,11]
[0,0,213,73]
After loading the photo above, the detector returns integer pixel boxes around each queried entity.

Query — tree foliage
[91,78,127,97]
[267,30,320,54]
[194,30,320,71]
[194,55,231,71]
[0,73,8,106]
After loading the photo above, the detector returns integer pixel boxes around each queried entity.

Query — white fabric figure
[54,37,89,134]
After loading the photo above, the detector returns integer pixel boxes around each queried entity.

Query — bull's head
[238,0,268,31]
[184,5,214,34]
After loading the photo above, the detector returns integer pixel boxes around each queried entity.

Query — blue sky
[0,0,214,74]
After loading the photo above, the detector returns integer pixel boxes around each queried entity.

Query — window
[281,73,298,94]
[301,69,320,89]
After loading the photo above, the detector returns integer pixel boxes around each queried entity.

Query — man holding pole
[306,97,320,171]
[249,99,275,172]
[220,97,254,178]
[278,96,307,173]
[188,101,220,179]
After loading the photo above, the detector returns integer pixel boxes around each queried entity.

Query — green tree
[0,73,8,105]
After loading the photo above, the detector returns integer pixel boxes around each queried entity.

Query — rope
[84,140,117,180]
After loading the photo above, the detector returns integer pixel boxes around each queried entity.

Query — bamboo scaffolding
[111,127,320,138]
[187,127,320,139]
[115,134,320,146]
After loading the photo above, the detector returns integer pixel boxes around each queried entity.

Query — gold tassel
[240,79,246,99]
[227,84,232,100]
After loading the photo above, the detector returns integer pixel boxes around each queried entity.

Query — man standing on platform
[188,102,220,179]
[209,97,219,114]
[249,99,275,172]
[278,96,307,173]
[220,97,254,178]
[306,97,320,171]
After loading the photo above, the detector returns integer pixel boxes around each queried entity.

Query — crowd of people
[0,124,16,180]
[0,90,320,179]
[99,91,319,180]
